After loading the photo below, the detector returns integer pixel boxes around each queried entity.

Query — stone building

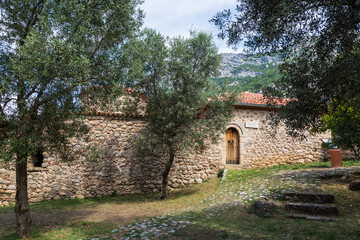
[0,92,331,206]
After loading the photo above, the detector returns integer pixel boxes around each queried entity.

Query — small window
[33,149,44,167]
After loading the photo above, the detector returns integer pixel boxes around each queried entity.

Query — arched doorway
[226,128,240,164]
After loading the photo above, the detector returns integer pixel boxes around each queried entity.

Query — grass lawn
[1,159,359,240]
[0,180,219,240]
[171,160,360,240]
[172,178,360,240]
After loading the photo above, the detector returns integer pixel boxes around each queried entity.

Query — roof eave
[234,102,283,110]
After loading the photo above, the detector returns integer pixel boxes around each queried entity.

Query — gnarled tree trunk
[15,151,31,238]
[160,148,175,199]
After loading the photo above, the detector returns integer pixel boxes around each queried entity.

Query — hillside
[212,53,282,93]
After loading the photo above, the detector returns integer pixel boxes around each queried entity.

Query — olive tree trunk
[15,152,31,238]
[160,149,175,199]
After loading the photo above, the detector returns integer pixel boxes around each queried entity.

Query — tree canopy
[322,99,360,157]
[211,0,360,149]
[0,0,143,237]
[122,29,236,199]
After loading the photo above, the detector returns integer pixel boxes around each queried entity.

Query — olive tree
[122,29,236,199]
[0,0,143,237]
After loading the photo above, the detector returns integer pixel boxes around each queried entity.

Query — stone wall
[0,116,220,206]
[0,107,349,206]
[219,107,332,168]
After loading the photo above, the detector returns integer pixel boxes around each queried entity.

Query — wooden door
[226,128,239,164]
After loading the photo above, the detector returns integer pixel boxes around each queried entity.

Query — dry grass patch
[0,179,219,240]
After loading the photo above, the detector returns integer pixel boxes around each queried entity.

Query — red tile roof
[238,92,289,106]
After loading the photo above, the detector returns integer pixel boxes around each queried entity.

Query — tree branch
[2,97,16,110]
[90,25,112,59]
[24,83,41,100]
[20,0,46,46]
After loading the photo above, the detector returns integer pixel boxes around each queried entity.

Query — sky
[140,0,242,53]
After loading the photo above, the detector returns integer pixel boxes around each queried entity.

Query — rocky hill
[213,53,282,93]
[220,53,282,78]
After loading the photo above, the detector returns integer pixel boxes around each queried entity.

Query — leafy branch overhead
[0,0,143,160]
[211,0,360,151]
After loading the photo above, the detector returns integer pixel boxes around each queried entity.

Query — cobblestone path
[85,167,360,240]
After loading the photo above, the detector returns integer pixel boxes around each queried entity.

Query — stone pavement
[85,166,360,240]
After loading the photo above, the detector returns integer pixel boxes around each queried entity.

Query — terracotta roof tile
[238,92,289,106]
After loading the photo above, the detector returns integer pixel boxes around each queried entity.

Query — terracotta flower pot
[329,149,343,168]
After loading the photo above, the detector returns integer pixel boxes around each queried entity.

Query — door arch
[226,127,240,164]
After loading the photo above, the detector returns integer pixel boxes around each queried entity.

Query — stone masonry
[0,105,337,206]
[221,107,331,168]
[0,116,220,206]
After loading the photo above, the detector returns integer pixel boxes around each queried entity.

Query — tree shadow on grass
[0,181,215,239]
[167,200,360,240]
[0,220,116,240]
[0,209,98,237]
[0,183,203,213]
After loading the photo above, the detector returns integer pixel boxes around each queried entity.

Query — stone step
[285,202,338,216]
[348,180,360,191]
[284,192,335,204]
[288,214,338,221]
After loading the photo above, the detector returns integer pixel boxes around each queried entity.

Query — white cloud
[140,0,242,53]
[142,0,236,17]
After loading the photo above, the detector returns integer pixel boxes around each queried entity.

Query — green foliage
[217,168,225,178]
[0,0,143,160]
[321,100,360,157]
[123,29,236,157]
[211,0,360,146]
[231,63,270,74]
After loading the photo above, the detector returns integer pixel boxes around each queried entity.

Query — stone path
[84,166,360,240]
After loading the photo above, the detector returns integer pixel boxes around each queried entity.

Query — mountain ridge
[220,53,282,78]
[212,53,282,93]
